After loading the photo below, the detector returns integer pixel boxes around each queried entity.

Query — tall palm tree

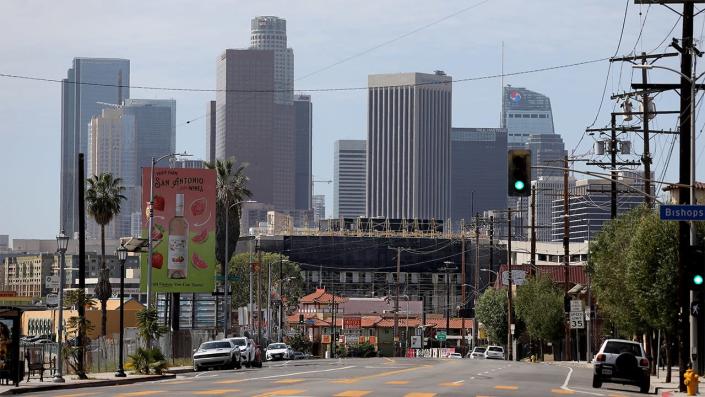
[86,172,126,337]
[206,158,252,267]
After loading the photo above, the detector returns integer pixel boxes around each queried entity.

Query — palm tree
[205,158,251,267]
[85,172,126,337]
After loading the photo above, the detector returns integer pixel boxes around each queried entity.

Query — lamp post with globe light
[53,230,69,383]
[115,245,127,377]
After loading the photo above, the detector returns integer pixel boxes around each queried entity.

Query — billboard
[141,167,216,293]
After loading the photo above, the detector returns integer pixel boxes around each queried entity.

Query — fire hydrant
[684,368,699,396]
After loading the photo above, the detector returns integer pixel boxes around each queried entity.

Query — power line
[0,57,608,94]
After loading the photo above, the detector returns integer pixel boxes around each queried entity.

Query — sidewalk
[0,368,189,395]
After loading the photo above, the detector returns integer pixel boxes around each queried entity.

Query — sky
[0,0,701,240]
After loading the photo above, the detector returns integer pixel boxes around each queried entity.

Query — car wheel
[639,376,650,394]
[592,375,602,388]
[244,361,251,368]
[235,357,242,369]
[194,364,201,372]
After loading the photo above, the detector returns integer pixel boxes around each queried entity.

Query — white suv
[484,345,505,360]
[592,339,650,394]
[226,337,257,367]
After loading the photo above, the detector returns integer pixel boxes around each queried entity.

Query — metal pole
[563,155,571,361]
[394,247,400,357]
[690,52,699,375]
[147,156,155,310]
[474,213,480,350]
[507,207,513,360]
[53,248,66,383]
[446,267,450,350]
[115,255,126,377]
[586,219,592,363]
[279,257,283,343]
[76,153,86,379]
[267,262,272,343]
[224,203,229,337]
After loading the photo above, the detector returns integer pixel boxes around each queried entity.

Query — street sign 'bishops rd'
[659,205,705,221]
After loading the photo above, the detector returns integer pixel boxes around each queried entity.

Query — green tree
[205,158,251,268]
[514,275,564,347]
[475,287,509,345]
[62,290,96,376]
[228,252,305,316]
[588,206,650,336]
[136,307,168,347]
[85,172,126,337]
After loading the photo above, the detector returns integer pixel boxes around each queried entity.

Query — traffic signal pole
[563,155,571,362]
[507,208,513,361]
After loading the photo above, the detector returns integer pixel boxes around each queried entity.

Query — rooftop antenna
[501,41,505,126]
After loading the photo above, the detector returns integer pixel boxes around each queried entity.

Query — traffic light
[508,149,531,197]
[688,248,705,291]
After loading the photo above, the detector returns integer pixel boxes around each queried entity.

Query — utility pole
[474,213,480,351]
[279,255,284,343]
[76,153,87,379]
[440,262,456,350]
[530,185,537,276]
[507,207,513,361]
[610,113,618,219]
[640,52,652,208]
[563,155,571,361]
[489,216,494,275]
[257,249,262,347]
[461,228,466,351]
[267,262,272,343]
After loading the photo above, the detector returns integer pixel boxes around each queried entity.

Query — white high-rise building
[334,140,366,218]
[312,195,326,223]
[250,16,294,105]
[366,72,452,220]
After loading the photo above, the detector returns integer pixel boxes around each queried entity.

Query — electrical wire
[0,57,608,94]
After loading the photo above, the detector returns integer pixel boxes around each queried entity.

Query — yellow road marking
[273,378,305,384]
[551,389,575,395]
[334,391,371,397]
[56,393,95,397]
[403,393,436,397]
[193,389,240,395]
[163,380,193,385]
[252,389,306,397]
[332,364,432,384]
[117,392,166,397]
[494,385,518,390]
[214,379,245,384]
[384,357,396,364]
[385,380,410,385]
[439,381,463,387]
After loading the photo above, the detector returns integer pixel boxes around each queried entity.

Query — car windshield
[488,347,503,352]
[229,339,246,346]
[268,343,287,349]
[474,348,486,353]
[201,341,231,350]
[603,341,642,356]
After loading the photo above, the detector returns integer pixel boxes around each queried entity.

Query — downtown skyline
[0,0,696,239]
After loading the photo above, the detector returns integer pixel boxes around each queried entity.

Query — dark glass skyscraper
[61,57,130,236]
[294,95,312,210]
[450,128,508,223]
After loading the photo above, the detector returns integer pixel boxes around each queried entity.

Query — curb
[0,374,176,395]
[165,367,194,374]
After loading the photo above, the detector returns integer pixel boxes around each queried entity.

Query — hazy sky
[0,0,699,240]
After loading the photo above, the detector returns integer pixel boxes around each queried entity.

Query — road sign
[570,300,584,312]
[659,205,705,221]
[570,312,585,329]
[436,331,447,341]
[411,335,422,348]
[502,270,527,286]
[45,275,59,289]
[46,294,58,307]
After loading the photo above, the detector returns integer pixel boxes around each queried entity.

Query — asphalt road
[30,358,652,397]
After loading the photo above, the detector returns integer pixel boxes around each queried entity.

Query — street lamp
[223,199,255,337]
[147,151,191,310]
[481,269,499,285]
[115,245,128,377]
[53,229,69,383]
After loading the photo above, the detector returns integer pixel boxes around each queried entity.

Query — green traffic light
[695,274,704,286]
[514,180,525,191]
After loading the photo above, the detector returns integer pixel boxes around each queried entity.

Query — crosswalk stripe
[334,391,372,397]
[193,389,240,395]
[494,385,518,390]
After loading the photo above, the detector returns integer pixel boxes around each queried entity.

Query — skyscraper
[527,134,566,180]
[216,49,294,210]
[61,57,130,236]
[501,85,554,148]
[334,140,366,218]
[450,128,507,224]
[529,176,574,242]
[250,16,294,105]
[312,195,326,223]
[86,99,176,240]
[367,72,452,220]
[205,100,216,164]
[294,95,312,211]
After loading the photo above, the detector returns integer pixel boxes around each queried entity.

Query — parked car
[592,339,650,393]
[448,352,463,359]
[193,340,241,371]
[226,337,257,367]
[292,351,305,360]
[484,346,505,360]
[266,342,291,361]
[468,346,486,359]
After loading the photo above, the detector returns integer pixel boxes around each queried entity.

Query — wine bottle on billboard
[168,193,189,279]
